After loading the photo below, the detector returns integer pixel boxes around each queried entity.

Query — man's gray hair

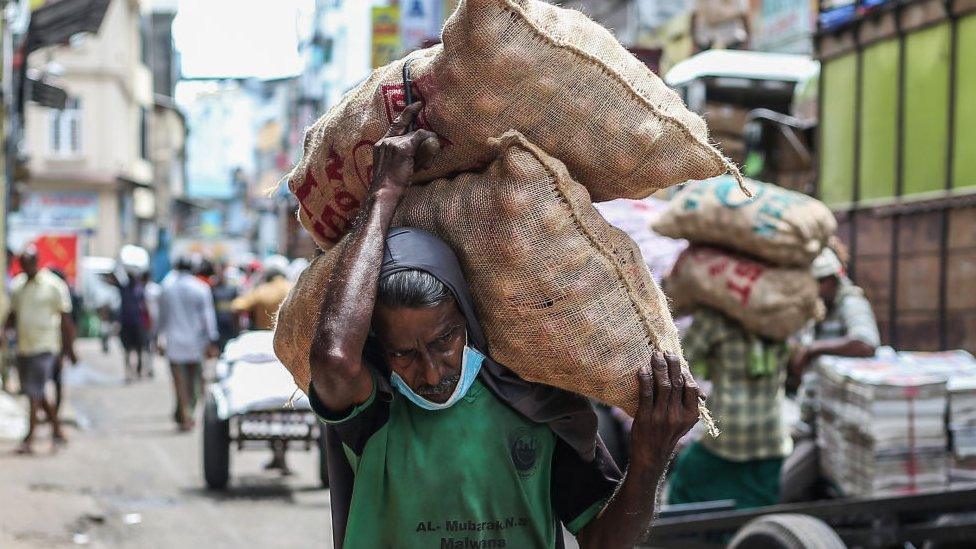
[377,269,452,309]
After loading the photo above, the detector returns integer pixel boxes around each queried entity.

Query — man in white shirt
[158,257,219,431]
[6,247,77,453]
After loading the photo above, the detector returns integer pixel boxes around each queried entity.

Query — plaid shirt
[683,308,793,462]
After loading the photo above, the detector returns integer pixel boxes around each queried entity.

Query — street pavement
[0,339,332,548]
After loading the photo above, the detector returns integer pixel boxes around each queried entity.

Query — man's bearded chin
[415,373,461,399]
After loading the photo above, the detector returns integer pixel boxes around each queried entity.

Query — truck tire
[317,429,330,488]
[728,514,846,549]
[203,393,231,490]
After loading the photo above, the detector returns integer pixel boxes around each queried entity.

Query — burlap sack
[290,0,736,250]
[276,132,685,418]
[664,246,824,341]
[654,177,837,267]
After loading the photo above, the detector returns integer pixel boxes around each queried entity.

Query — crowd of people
[3,247,303,453]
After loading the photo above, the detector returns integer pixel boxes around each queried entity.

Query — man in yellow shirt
[231,266,292,331]
[6,248,77,454]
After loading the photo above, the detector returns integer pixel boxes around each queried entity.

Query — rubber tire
[728,514,846,549]
[317,430,330,488]
[203,393,231,490]
[779,439,820,503]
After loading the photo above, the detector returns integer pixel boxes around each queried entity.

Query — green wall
[954,14,976,190]
[820,54,857,206]
[859,40,900,201]
[903,23,951,196]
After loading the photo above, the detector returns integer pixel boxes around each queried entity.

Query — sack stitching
[495,0,746,195]
[499,131,717,433]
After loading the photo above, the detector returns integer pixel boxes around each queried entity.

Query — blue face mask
[389,338,485,411]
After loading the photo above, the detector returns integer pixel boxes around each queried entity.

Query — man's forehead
[375,300,464,341]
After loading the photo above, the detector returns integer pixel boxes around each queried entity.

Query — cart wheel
[728,514,845,549]
[203,393,231,490]
[317,430,330,488]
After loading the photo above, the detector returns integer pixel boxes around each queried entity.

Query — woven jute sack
[664,246,824,341]
[653,177,837,267]
[276,131,690,419]
[289,0,736,250]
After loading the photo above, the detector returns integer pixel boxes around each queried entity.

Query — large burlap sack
[654,177,837,267]
[290,0,736,250]
[664,246,824,341]
[276,132,685,418]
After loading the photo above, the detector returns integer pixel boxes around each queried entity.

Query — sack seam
[495,0,745,193]
[498,131,717,432]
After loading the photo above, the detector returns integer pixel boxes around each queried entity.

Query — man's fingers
[386,102,424,136]
[682,376,700,416]
[407,129,438,147]
[665,352,684,391]
[416,137,441,170]
[651,351,670,413]
[638,362,654,401]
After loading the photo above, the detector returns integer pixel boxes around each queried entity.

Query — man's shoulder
[10,272,27,291]
[836,281,868,304]
[39,269,68,289]
[26,270,68,295]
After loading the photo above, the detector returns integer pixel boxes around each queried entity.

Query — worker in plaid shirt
[667,306,792,509]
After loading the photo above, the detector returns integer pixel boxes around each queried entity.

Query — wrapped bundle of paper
[816,354,949,497]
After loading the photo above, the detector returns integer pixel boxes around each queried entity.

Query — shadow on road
[181,474,326,502]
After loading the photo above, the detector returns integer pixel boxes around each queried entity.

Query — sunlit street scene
[1,0,975,547]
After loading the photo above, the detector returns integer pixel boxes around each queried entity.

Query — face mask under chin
[389,338,485,411]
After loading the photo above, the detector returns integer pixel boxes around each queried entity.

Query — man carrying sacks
[299,104,701,548]
[658,177,836,509]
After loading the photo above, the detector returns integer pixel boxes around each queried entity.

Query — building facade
[18,0,153,257]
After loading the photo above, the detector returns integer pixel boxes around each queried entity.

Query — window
[49,98,82,156]
[140,107,149,160]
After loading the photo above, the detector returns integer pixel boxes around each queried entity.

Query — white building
[19,0,154,257]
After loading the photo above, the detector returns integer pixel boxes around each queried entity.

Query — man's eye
[391,350,410,359]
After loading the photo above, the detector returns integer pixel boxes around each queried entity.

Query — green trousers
[668,441,783,510]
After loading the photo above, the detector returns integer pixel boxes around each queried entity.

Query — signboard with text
[10,190,99,232]
[749,0,815,54]
[372,6,401,68]
[400,0,443,52]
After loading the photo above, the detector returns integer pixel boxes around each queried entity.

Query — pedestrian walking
[5,247,77,454]
[102,246,153,382]
[116,272,150,382]
[142,271,161,378]
[210,264,240,349]
[158,256,218,431]
[47,268,82,414]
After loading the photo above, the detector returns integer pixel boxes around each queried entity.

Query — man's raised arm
[577,352,700,548]
[308,102,438,413]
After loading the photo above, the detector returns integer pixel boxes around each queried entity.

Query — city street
[0,0,973,547]
[0,339,331,548]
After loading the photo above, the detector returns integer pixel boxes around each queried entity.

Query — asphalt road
[0,339,332,548]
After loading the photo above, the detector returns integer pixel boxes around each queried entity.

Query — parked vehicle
[202,331,326,490]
